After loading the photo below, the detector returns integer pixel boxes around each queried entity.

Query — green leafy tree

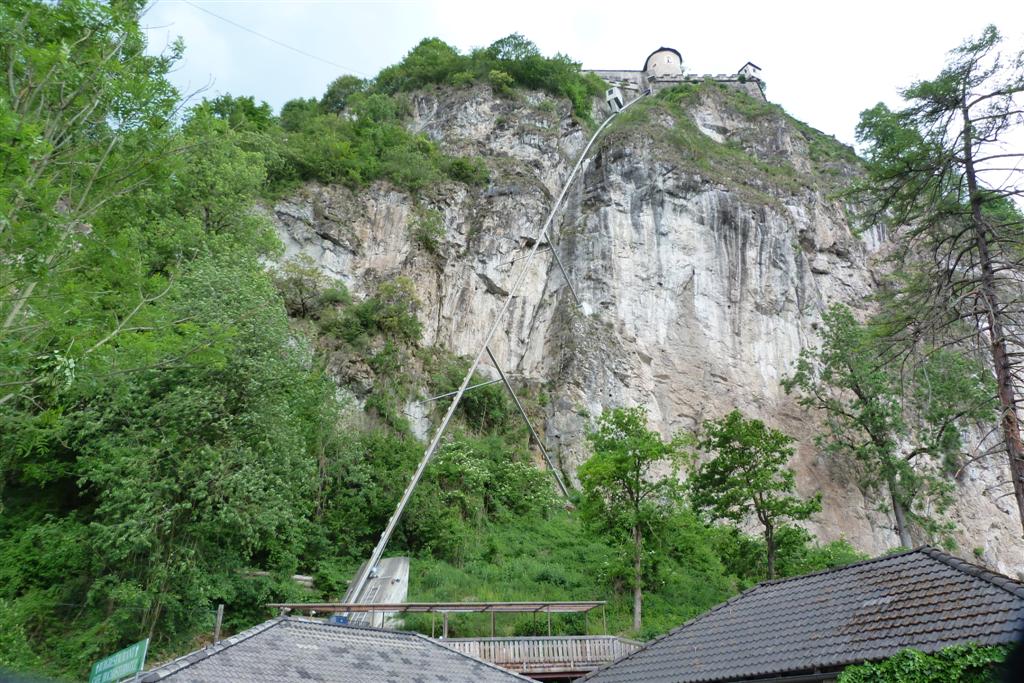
[279,97,321,132]
[321,75,366,114]
[69,255,331,643]
[579,407,686,631]
[784,305,994,547]
[204,94,274,131]
[0,5,346,671]
[689,410,821,579]
[273,254,332,318]
[375,38,463,93]
[485,34,541,62]
[709,525,864,585]
[854,25,1024,532]
[1,0,180,408]
[372,34,603,121]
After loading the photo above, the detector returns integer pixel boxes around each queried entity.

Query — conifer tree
[855,25,1024,532]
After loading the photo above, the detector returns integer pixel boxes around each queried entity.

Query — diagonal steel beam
[486,346,570,499]
[346,94,647,605]
[542,228,582,309]
[417,378,504,404]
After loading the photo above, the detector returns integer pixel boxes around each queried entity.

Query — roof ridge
[419,633,534,681]
[755,546,930,588]
[578,583,768,681]
[919,546,1024,598]
[141,616,286,681]
[144,616,530,681]
[289,616,426,637]
[581,547,1024,683]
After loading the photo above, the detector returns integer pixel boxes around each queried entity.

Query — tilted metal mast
[347,95,647,604]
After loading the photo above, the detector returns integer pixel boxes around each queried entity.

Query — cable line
[180,0,372,76]
[345,92,650,606]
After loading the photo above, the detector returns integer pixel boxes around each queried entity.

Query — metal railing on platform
[441,635,643,674]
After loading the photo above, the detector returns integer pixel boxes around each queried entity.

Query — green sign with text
[88,638,149,683]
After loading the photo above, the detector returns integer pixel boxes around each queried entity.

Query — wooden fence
[441,635,643,674]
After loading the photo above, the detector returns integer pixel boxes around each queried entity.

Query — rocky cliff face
[271,84,1024,576]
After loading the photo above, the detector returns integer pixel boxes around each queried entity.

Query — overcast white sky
[143,0,1024,145]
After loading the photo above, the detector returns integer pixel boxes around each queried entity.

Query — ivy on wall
[837,644,1009,683]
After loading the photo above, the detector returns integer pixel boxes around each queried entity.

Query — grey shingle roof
[142,617,530,682]
[584,547,1024,683]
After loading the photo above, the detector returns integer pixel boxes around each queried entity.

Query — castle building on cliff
[585,47,766,110]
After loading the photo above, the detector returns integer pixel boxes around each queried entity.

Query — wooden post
[547,606,552,637]
[602,605,607,635]
[431,612,436,638]
[584,611,588,636]
[443,612,449,639]
[490,609,495,638]
[214,604,225,644]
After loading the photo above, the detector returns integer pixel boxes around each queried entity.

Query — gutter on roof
[729,671,839,683]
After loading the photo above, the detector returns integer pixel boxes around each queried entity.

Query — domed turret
[643,47,683,79]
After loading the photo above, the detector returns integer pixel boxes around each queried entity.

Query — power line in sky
[178,0,372,77]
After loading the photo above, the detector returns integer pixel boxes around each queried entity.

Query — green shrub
[271,91,477,192]
[449,70,476,87]
[838,644,1008,682]
[376,37,463,93]
[321,75,366,114]
[266,33,592,192]
[410,207,446,254]
[320,285,351,306]
[426,354,519,434]
[317,277,422,348]
[489,69,516,96]
[0,598,41,672]
[280,97,320,132]
[372,34,604,121]
[709,524,865,585]
[273,254,331,318]
[445,156,489,185]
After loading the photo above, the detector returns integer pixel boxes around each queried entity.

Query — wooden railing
[440,635,643,674]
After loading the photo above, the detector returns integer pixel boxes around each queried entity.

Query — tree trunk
[632,524,642,631]
[765,525,776,580]
[889,482,913,548]
[962,104,1024,535]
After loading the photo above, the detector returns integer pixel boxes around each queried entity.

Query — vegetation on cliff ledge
[3,1,1013,679]
[602,80,859,204]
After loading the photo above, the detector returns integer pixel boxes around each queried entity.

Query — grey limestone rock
[272,84,1024,577]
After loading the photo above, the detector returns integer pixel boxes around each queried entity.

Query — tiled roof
[142,617,530,682]
[585,547,1024,683]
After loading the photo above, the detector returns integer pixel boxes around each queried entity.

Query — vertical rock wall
[272,84,1024,576]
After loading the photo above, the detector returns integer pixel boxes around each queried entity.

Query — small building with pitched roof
[583,547,1024,683]
[141,617,531,682]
